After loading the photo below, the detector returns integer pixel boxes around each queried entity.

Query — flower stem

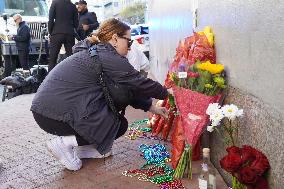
[187,146,192,179]
[228,119,235,146]
[236,118,240,145]
[232,176,247,189]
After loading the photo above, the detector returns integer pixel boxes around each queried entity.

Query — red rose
[220,153,242,173]
[253,177,268,189]
[238,167,258,184]
[250,153,270,175]
[241,145,270,175]
[241,146,257,164]
[242,145,258,154]
[226,146,241,154]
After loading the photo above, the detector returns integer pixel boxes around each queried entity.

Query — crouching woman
[30,18,170,171]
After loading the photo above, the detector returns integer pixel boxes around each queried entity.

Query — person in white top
[90,32,150,77]
[126,40,150,77]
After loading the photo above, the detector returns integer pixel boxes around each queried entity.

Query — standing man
[76,0,99,40]
[48,0,78,72]
[9,14,31,71]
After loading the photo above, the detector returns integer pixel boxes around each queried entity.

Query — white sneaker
[75,145,112,159]
[46,137,82,171]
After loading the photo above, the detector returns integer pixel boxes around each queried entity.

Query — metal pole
[2,85,7,102]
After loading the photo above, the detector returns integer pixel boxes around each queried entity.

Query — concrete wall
[148,0,193,82]
[148,0,284,188]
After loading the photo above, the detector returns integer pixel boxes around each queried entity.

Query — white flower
[236,109,244,117]
[207,126,215,132]
[211,119,221,127]
[209,108,224,123]
[221,104,241,120]
[206,103,221,116]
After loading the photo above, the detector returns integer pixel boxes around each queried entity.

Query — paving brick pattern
[0,94,227,189]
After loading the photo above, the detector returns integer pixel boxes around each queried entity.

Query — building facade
[148,0,284,188]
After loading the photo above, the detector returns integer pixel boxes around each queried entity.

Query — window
[140,26,149,35]
[3,0,48,16]
[131,28,139,36]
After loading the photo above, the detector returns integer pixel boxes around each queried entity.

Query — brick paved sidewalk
[0,94,227,189]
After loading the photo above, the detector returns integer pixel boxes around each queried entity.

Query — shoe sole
[46,140,82,171]
[77,150,112,159]
[103,152,112,158]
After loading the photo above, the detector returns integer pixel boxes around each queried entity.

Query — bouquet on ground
[221,145,270,189]
[206,104,270,189]
[149,26,226,179]
[166,27,226,179]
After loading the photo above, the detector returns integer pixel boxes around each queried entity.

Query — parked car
[0,0,49,78]
[130,24,149,58]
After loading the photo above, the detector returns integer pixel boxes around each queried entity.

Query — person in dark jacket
[48,0,79,72]
[9,14,30,71]
[31,18,171,171]
[75,0,99,40]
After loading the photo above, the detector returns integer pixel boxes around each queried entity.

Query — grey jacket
[31,40,168,154]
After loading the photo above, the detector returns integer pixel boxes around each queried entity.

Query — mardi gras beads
[159,179,185,189]
[123,164,185,189]
[127,128,143,140]
[126,126,163,141]
[128,119,149,127]
[151,175,174,184]
[139,144,170,164]
[126,119,154,140]
[140,127,152,132]
[122,142,185,189]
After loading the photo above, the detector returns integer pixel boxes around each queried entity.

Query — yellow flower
[205,84,214,89]
[213,76,225,86]
[197,31,205,35]
[169,73,176,81]
[204,26,212,34]
[203,26,214,46]
[197,61,224,74]
[205,33,214,46]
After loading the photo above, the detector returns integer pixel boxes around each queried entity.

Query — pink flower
[188,71,199,78]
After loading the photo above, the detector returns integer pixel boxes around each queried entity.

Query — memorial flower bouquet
[150,26,226,179]
[206,104,270,189]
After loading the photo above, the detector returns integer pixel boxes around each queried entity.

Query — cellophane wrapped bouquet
[149,26,227,179]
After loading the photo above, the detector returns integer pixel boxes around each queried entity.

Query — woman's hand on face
[149,104,168,118]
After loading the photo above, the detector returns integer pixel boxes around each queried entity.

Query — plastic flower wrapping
[149,26,227,178]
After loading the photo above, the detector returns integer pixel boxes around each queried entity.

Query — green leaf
[169,95,176,107]
[171,73,179,85]
[193,61,201,72]
[187,77,196,90]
